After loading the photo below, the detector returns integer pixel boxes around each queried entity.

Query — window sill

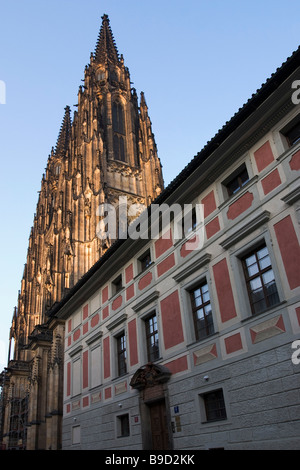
[186,331,219,349]
[201,417,227,425]
[240,300,287,324]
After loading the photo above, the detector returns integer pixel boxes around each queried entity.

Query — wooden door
[149,400,170,450]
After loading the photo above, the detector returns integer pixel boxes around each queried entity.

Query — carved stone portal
[130,363,171,391]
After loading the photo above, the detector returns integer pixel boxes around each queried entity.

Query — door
[149,400,170,450]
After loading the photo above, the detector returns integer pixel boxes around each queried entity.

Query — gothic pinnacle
[94,14,120,65]
[55,106,72,158]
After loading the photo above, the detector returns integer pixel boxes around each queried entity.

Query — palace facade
[53,45,300,450]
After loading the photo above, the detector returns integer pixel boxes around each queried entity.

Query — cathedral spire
[94,14,119,65]
[55,105,72,157]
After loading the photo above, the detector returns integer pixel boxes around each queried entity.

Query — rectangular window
[116,333,127,376]
[145,314,160,362]
[280,115,300,147]
[117,414,130,437]
[182,207,197,236]
[225,164,249,196]
[202,389,227,422]
[112,274,123,295]
[138,249,152,273]
[242,244,280,315]
[189,281,214,340]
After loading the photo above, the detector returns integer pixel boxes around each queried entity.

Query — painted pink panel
[296,307,300,326]
[261,168,281,195]
[128,319,138,366]
[104,387,112,399]
[180,235,200,258]
[82,396,89,408]
[103,337,110,379]
[201,190,217,218]
[155,229,173,258]
[157,253,175,277]
[102,305,109,319]
[82,351,88,389]
[83,322,89,335]
[112,295,122,311]
[213,258,237,322]
[138,271,152,290]
[274,215,300,289]
[102,286,108,303]
[83,304,89,320]
[125,263,134,283]
[164,356,188,375]
[67,362,71,397]
[126,283,135,301]
[290,149,300,171]
[73,328,80,342]
[68,319,72,333]
[205,216,220,239]
[254,141,274,172]
[227,191,254,220]
[224,333,243,354]
[91,313,100,328]
[160,290,184,349]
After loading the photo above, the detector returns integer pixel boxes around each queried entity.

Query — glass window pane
[247,263,259,277]
[250,277,262,291]
[201,283,209,294]
[204,304,212,315]
[240,169,250,186]
[259,255,271,270]
[196,308,204,320]
[193,288,201,299]
[262,269,275,285]
[245,254,256,266]
[257,246,268,259]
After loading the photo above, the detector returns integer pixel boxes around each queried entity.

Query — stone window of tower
[112,102,125,135]
[112,101,126,162]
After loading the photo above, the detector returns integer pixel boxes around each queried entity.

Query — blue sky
[0,0,299,370]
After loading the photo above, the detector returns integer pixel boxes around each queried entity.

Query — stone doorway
[130,363,173,450]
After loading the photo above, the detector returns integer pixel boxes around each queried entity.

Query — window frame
[145,312,160,362]
[241,243,280,316]
[189,279,215,341]
[116,413,130,438]
[200,389,227,423]
[138,248,152,273]
[280,113,300,148]
[116,332,127,377]
[223,163,250,197]
[112,274,123,296]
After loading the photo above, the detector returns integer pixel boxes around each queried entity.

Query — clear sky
[0,0,299,371]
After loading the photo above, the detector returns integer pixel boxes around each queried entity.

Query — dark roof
[47,45,300,319]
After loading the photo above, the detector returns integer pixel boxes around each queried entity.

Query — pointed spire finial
[94,14,120,65]
[55,106,72,157]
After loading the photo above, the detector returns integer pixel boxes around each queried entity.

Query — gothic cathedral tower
[1,15,163,450]
[10,14,163,362]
